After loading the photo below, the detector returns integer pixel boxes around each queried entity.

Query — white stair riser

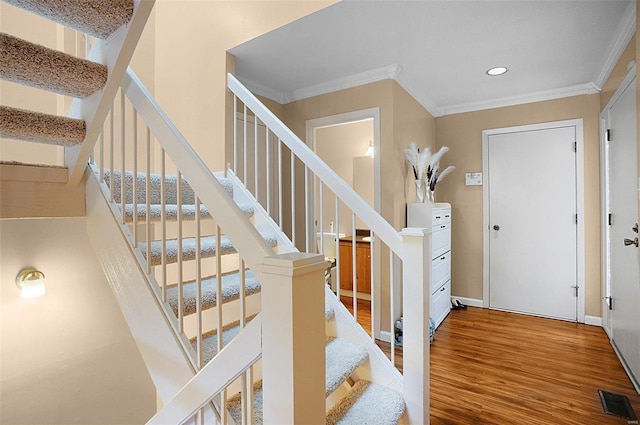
[127,218,247,241]
[182,294,262,338]
[152,253,242,284]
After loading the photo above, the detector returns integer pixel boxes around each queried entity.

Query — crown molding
[235,77,289,105]
[394,72,443,117]
[439,82,600,116]
[284,63,402,103]
[593,1,636,90]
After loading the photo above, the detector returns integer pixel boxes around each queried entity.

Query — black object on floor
[598,389,637,421]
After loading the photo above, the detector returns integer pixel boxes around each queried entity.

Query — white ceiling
[229,0,636,117]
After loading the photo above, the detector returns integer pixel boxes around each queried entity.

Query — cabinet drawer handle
[441,225,446,229]
[440,286,446,292]
[440,256,446,260]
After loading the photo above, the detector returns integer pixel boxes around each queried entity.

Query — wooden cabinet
[338,239,371,294]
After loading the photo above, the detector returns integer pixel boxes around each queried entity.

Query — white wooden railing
[88,68,296,424]
[229,73,402,352]
[228,73,430,423]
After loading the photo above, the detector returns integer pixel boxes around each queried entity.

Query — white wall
[0,218,156,424]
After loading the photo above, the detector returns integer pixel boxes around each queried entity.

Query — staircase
[0,1,430,424]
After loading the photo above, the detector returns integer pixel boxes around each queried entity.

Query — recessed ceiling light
[486,66,508,76]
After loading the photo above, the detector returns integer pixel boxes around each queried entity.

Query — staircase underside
[0,162,85,218]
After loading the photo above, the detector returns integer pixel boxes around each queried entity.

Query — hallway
[341,298,640,424]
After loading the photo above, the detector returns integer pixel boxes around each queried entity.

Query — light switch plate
[465,172,483,186]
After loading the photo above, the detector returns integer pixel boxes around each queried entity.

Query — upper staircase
[0,1,431,423]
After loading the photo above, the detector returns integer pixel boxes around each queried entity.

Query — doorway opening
[305,108,382,338]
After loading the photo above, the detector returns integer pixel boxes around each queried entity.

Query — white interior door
[605,72,640,392]
[485,124,580,321]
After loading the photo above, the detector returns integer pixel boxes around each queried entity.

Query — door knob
[493,225,500,231]
[624,237,639,247]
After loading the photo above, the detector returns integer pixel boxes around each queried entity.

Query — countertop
[339,235,372,244]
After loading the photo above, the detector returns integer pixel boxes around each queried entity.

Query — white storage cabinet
[407,202,452,329]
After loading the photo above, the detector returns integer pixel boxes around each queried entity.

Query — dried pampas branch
[417,147,431,182]
[430,146,449,169]
[404,142,420,179]
[405,141,454,202]
[430,165,456,191]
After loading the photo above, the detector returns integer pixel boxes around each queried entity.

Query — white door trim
[599,62,636,336]
[482,119,585,323]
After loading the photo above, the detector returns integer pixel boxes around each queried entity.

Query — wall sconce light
[365,140,375,157]
[16,269,46,298]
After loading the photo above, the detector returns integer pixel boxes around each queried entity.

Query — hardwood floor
[340,298,640,425]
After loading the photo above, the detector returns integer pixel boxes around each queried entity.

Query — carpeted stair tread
[196,317,257,365]
[326,380,405,425]
[139,232,278,266]
[0,105,84,146]
[0,33,107,98]
[166,270,261,317]
[228,380,263,425]
[226,341,384,425]
[4,0,134,39]
[104,170,233,205]
[325,338,369,396]
[122,201,254,223]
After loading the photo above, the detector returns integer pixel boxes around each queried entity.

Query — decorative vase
[427,189,435,204]
[415,179,425,203]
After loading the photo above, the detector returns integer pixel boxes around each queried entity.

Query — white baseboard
[379,331,393,343]
[451,296,483,308]
[584,315,602,326]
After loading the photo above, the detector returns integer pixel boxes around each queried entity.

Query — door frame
[600,63,637,337]
[304,107,383,339]
[482,119,585,323]
[304,107,381,212]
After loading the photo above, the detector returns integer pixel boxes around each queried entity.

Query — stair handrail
[227,73,403,258]
[121,68,274,271]
[147,315,263,425]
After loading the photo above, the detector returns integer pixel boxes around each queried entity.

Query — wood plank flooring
[340,297,640,425]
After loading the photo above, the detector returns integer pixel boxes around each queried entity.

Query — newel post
[400,227,431,424]
[257,252,328,425]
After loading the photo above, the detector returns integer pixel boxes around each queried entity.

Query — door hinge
[571,285,579,297]
[608,213,613,226]
[575,214,578,224]
[606,129,611,141]
[573,141,577,152]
